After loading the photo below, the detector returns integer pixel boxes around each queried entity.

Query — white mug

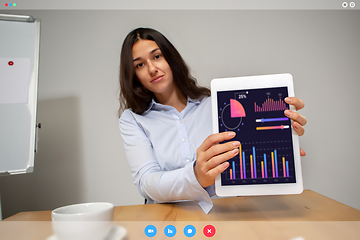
[51,202,114,240]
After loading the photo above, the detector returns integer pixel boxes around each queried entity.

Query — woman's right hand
[194,131,240,188]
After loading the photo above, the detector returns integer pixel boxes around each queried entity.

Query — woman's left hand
[284,97,307,156]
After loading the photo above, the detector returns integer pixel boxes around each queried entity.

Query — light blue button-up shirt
[119,96,215,213]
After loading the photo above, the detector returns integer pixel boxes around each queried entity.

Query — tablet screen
[217,86,296,186]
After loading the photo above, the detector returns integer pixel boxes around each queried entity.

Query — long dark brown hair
[119,27,210,116]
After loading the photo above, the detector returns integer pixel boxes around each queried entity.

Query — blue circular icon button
[145,225,157,237]
[184,225,196,237]
[164,225,177,237]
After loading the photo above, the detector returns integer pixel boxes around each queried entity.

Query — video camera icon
[145,225,157,237]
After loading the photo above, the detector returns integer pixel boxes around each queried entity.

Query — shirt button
[182,138,186,142]
[186,159,190,162]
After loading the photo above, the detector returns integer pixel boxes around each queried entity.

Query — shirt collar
[143,99,156,114]
[188,97,201,105]
[143,96,201,114]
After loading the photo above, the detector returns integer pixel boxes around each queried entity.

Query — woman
[119,27,307,213]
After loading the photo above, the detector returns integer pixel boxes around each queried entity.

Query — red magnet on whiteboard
[8,61,14,66]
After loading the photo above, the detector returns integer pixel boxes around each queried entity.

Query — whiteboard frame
[0,14,40,176]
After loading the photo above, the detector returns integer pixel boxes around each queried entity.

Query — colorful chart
[228,145,291,181]
[254,96,288,112]
[217,87,295,185]
[220,99,246,130]
[230,99,246,118]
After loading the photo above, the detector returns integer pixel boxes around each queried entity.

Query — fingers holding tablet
[284,109,307,136]
[284,97,307,133]
[284,97,305,111]
[195,132,240,188]
[300,148,306,157]
[284,97,307,156]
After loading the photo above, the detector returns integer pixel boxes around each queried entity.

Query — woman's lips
[151,75,164,83]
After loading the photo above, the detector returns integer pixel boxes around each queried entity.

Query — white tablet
[211,73,303,197]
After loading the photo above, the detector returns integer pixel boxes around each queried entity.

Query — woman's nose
[147,61,158,76]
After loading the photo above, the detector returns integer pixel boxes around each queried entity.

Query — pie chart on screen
[220,99,246,130]
[230,99,246,118]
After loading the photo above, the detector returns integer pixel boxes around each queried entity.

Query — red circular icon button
[203,225,215,237]
[8,61,14,66]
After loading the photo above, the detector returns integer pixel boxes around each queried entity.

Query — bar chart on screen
[254,96,288,112]
[225,140,295,185]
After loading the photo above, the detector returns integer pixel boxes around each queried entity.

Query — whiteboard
[0,14,40,175]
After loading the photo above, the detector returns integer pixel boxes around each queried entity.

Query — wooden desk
[1,190,360,239]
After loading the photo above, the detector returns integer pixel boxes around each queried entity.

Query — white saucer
[47,225,127,240]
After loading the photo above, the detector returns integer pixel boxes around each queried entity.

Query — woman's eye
[136,62,144,68]
[154,54,161,59]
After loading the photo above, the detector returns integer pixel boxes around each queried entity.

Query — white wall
[0,10,359,218]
